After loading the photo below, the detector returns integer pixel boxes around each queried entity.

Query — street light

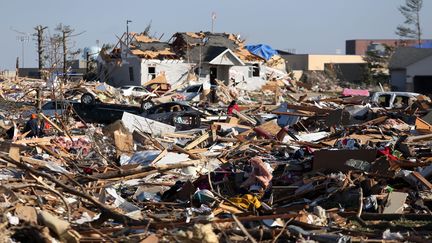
[16,35,29,68]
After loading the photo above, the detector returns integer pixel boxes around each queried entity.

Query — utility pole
[16,36,29,68]
[10,27,30,69]
[126,20,132,47]
[34,25,48,77]
[62,29,71,80]
[211,12,216,33]
[86,52,90,75]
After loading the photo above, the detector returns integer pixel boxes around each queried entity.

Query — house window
[252,64,260,77]
[248,64,260,77]
[148,66,156,80]
[129,67,134,81]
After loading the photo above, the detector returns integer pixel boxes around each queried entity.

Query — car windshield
[120,86,131,90]
[185,85,202,93]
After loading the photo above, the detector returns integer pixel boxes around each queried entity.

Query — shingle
[389,47,432,69]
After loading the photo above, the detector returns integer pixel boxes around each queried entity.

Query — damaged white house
[98,31,287,90]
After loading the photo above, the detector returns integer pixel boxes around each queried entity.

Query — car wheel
[141,100,154,111]
[81,93,96,105]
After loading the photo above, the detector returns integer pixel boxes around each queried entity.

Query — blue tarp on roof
[245,44,278,60]
[412,41,432,48]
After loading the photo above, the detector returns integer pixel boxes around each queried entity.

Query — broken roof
[129,33,177,59]
[172,32,263,63]
[389,47,432,69]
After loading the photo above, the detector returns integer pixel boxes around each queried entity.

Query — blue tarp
[245,44,278,60]
[412,41,432,48]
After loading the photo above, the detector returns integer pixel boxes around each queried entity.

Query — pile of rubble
[0,74,432,242]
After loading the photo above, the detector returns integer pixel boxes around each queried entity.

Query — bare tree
[55,24,84,81]
[396,0,423,46]
[34,25,48,76]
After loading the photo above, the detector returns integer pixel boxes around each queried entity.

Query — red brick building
[346,39,432,55]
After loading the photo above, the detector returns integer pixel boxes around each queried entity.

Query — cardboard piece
[15,204,37,224]
[383,191,408,214]
[114,130,134,155]
[313,149,377,172]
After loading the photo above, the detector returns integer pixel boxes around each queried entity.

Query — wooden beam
[412,171,432,190]
[184,132,210,150]
[39,113,64,133]
[171,144,201,160]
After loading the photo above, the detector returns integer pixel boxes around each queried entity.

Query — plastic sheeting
[412,41,432,49]
[245,44,278,60]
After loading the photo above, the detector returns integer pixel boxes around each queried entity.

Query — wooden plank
[272,111,317,117]
[162,133,195,139]
[415,117,432,133]
[359,116,387,126]
[213,122,252,130]
[184,132,210,150]
[240,120,281,137]
[232,110,257,126]
[8,146,20,162]
[211,124,217,142]
[13,135,85,145]
[406,133,432,143]
[186,148,208,154]
[171,144,201,160]
[412,171,432,190]
[283,103,334,113]
[39,113,64,133]
[150,148,168,166]
[227,117,239,124]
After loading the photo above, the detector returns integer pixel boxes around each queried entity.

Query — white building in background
[98,32,286,91]
[389,47,432,93]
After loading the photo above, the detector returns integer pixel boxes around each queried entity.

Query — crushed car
[370,91,421,109]
[141,101,202,130]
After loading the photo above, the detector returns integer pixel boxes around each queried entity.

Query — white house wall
[140,60,193,85]
[405,55,432,91]
[105,55,142,87]
[230,65,267,91]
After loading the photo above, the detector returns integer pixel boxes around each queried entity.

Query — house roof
[203,46,229,62]
[207,48,245,66]
[389,47,432,69]
[172,32,263,63]
[129,33,177,59]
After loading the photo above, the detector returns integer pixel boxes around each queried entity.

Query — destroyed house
[99,31,269,90]
[171,32,267,90]
[98,32,192,87]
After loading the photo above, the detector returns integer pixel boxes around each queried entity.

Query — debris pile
[0,74,432,242]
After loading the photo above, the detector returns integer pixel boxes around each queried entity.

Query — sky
[1,0,431,70]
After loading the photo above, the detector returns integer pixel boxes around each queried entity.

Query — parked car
[141,102,202,130]
[370,91,421,109]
